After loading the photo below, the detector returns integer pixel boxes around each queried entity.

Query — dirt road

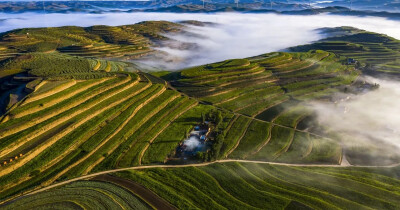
[14,159,399,199]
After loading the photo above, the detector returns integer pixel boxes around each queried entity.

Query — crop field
[291,27,400,78]
[159,50,355,165]
[0,22,400,208]
[168,50,357,120]
[1,162,400,209]
[0,21,182,61]
[111,162,400,210]
[0,68,204,202]
[0,52,126,79]
[0,180,152,210]
[220,117,341,164]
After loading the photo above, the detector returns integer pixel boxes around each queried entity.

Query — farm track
[0,81,154,194]
[1,41,397,205]
[205,95,327,142]
[174,84,333,143]
[251,98,290,117]
[3,159,399,206]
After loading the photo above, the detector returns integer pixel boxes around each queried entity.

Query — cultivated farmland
[0,22,399,209]
[0,69,204,202]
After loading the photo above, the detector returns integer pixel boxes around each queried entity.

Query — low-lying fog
[1,12,400,69]
[312,77,400,156]
[1,11,400,164]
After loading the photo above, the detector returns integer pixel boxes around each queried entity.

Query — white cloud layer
[312,77,400,151]
[1,12,400,69]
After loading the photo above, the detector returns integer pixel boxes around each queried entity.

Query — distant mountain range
[0,0,399,18]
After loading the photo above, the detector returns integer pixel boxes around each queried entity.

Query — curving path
[3,158,397,205]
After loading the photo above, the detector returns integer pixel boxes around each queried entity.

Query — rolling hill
[0,22,399,209]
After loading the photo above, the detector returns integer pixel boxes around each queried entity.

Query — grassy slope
[0,25,399,208]
[160,50,354,164]
[291,27,400,78]
[114,163,400,210]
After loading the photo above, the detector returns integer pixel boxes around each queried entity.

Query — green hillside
[291,27,400,78]
[0,23,399,209]
[0,21,182,63]
[157,50,359,164]
[3,162,400,209]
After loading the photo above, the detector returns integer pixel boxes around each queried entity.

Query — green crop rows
[113,162,400,209]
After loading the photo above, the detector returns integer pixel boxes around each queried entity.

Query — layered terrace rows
[0,71,204,202]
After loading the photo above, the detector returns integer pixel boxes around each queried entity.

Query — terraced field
[169,50,357,117]
[217,115,341,164]
[1,23,400,208]
[0,70,207,202]
[0,52,125,79]
[4,162,399,210]
[159,50,356,164]
[1,180,152,210]
[114,162,400,210]
[291,27,400,78]
[0,21,182,63]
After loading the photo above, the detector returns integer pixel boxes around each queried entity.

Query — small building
[200,135,206,141]
[347,58,357,65]
[190,131,200,136]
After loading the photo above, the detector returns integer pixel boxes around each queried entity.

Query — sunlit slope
[291,27,400,78]
[0,21,182,62]
[169,50,357,116]
[115,163,400,210]
[0,70,208,201]
[0,52,126,79]
[158,50,358,163]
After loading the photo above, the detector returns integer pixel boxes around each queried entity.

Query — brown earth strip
[2,159,400,206]
[92,174,176,210]
[21,80,77,105]
[12,78,112,119]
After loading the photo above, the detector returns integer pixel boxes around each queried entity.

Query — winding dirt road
[12,159,399,199]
